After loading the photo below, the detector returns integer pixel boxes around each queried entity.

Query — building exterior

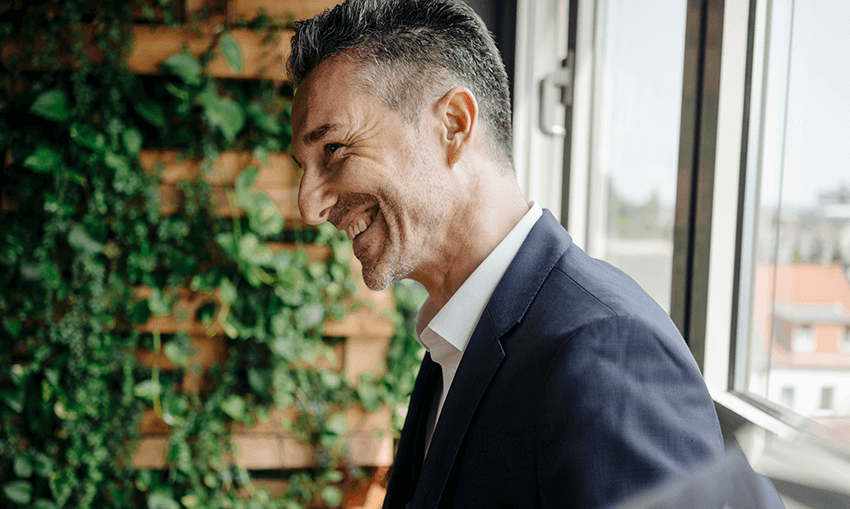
[751,262,850,442]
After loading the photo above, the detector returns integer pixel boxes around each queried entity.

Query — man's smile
[345,205,380,240]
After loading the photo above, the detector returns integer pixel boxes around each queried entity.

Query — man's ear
[435,86,478,167]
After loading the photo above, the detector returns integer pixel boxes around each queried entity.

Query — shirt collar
[416,203,543,358]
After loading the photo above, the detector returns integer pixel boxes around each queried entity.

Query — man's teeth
[346,212,374,240]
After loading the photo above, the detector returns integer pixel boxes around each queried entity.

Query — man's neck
[412,173,529,308]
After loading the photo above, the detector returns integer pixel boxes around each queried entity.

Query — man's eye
[325,143,343,155]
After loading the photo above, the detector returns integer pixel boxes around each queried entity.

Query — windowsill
[711,388,850,506]
[710,389,798,440]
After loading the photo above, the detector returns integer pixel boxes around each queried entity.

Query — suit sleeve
[536,314,724,508]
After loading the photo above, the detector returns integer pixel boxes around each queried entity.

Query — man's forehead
[292,57,358,127]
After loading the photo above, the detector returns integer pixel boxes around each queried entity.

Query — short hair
[287,0,513,169]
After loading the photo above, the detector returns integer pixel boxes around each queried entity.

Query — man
[286,1,725,507]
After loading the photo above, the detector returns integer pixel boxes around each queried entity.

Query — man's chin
[356,250,408,292]
[359,261,394,291]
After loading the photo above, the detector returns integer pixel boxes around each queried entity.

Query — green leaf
[271,334,296,360]
[162,52,202,85]
[324,412,347,436]
[135,101,166,128]
[4,319,22,338]
[324,470,345,483]
[220,395,246,420]
[321,486,344,507]
[271,250,293,273]
[33,499,56,509]
[3,480,32,504]
[30,89,70,122]
[14,455,33,478]
[70,124,105,152]
[164,341,196,367]
[123,127,143,155]
[198,91,245,142]
[134,380,162,400]
[295,302,324,331]
[60,169,87,187]
[67,224,102,255]
[320,371,341,389]
[356,381,381,412]
[164,82,190,101]
[180,495,200,508]
[33,455,53,478]
[23,146,61,173]
[43,369,59,386]
[235,166,259,204]
[219,32,243,74]
[252,145,270,165]
[247,368,269,393]
[104,151,130,174]
[271,310,291,336]
[147,288,170,316]
[238,234,274,265]
[215,233,238,257]
[147,490,180,509]
[247,193,284,236]
[246,103,282,134]
[219,278,237,305]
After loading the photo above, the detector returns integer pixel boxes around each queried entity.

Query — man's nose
[297,169,335,226]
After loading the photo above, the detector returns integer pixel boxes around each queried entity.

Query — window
[567,0,688,313]
[690,0,850,498]
[780,386,795,409]
[732,0,850,427]
[791,326,814,353]
[563,0,850,498]
[820,386,834,410]
[841,328,850,354]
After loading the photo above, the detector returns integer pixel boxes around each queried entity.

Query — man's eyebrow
[303,123,346,146]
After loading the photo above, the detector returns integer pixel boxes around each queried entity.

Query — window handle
[539,50,574,137]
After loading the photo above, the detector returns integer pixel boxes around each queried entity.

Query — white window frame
[694,0,850,494]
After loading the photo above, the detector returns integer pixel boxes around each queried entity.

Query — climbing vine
[0,1,425,508]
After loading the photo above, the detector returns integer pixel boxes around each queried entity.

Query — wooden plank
[325,255,396,338]
[344,336,391,387]
[232,0,341,21]
[131,436,169,469]
[133,250,395,339]
[136,405,393,468]
[134,334,227,371]
[142,150,302,219]
[140,150,300,186]
[1,193,18,213]
[2,23,293,80]
[157,182,301,218]
[127,24,292,79]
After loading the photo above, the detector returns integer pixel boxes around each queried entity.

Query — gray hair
[287,0,513,169]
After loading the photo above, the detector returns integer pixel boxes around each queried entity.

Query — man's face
[291,57,449,291]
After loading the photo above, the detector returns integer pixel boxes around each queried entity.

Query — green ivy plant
[0,1,425,508]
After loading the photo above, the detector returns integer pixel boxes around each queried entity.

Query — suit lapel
[409,313,505,509]
[401,211,573,509]
[383,355,439,507]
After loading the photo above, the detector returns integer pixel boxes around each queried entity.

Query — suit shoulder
[545,244,678,333]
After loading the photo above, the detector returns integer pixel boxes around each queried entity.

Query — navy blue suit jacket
[382,210,725,508]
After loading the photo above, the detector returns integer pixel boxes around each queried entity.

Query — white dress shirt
[415,202,542,455]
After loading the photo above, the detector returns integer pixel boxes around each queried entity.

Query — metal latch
[539,50,574,137]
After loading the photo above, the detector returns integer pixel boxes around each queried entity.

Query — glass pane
[738,0,850,437]
[586,0,687,312]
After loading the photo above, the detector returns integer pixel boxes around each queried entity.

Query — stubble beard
[357,188,441,292]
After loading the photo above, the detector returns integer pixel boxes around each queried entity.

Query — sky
[597,0,849,211]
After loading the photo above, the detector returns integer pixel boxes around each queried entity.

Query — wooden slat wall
[7,0,392,503]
